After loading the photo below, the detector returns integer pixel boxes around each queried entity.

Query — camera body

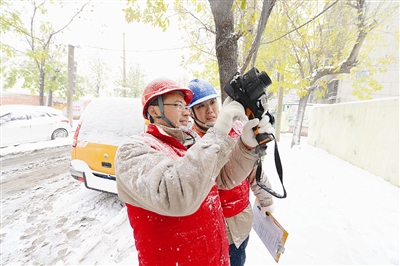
[224,67,274,124]
[224,67,275,146]
[240,67,272,102]
[224,67,275,124]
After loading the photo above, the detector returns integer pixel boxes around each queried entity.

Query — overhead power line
[82,45,192,52]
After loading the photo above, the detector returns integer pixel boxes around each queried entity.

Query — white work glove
[240,115,275,148]
[261,204,275,217]
[214,98,246,134]
[241,118,260,147]
[259,115,275,134]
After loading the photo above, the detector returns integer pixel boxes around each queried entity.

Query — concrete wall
[307,98,399,187]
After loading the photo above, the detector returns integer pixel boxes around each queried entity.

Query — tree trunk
[275,72,284,141]
[39,66,45,106]
[290,91,310,148]
[209,0,238,102]
[46,90,53,107]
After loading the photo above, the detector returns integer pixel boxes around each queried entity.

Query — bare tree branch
[313,0,377,76]
[241,0,276,73]
[51,1,91,36]
[264,0,339,45]
[179,7,215,35]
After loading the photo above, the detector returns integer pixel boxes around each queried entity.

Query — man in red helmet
[115,77,263,265]
[188,78,275,266]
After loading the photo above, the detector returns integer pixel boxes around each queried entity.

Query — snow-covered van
[69,97,144,194]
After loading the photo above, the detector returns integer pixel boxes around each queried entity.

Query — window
[355,70,370,79]
[8,111,28,121]
[0,113,12,122]
[327,79,339,100]
[31,111,49,119]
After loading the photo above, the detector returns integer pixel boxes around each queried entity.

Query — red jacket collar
[147,124,187,151]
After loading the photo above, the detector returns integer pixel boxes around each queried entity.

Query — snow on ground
[1,128,399,265]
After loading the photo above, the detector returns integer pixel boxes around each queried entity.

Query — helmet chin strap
[192,109,215,130]
[155,97,197,145]
[156,97,177,128]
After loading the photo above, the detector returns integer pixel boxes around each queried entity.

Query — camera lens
[258,71,272,87]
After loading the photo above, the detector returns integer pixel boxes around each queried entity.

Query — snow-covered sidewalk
[247,134,399,265]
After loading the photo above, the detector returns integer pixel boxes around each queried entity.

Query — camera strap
[255,136,287,198]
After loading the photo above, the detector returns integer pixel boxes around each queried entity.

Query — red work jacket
[126,124,229,266]
[192,122,251,219]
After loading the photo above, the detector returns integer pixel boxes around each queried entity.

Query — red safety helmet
[141,77,194,119]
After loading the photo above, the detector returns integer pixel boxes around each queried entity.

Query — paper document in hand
[252,201,288,263]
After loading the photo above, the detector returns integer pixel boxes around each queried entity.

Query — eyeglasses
[163,102,191,112]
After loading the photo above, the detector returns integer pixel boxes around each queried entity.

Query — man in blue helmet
[188,78,276,266]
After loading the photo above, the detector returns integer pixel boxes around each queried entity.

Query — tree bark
[47,90,53,107]
[291,90,311,148]
[39,64,45,106]
[275,72,284,141]
[208,0,238,102]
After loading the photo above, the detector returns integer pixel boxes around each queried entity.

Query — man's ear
[147,105,158,117]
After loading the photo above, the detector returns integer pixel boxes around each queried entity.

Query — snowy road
[1,144,136,265]
[1,146,70,197]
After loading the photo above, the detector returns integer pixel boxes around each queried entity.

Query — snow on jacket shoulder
[115,124,254,216]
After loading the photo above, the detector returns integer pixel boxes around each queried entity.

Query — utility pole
[67,44,75,127]
[275,72,284,142]
[122,33,126,97]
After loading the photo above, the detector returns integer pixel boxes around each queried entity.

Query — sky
[1,123,399,265]
[3,1,193,94]
[57,1,192,84]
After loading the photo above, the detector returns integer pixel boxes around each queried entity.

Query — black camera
[224,67,275,147]
[224,67,287,199]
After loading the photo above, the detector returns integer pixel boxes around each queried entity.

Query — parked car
[70,97,144,194]
[0,104,72,148]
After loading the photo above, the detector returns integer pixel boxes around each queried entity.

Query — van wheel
[52,128,68,139]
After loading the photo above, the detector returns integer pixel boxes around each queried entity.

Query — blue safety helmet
[188,78,219,108]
